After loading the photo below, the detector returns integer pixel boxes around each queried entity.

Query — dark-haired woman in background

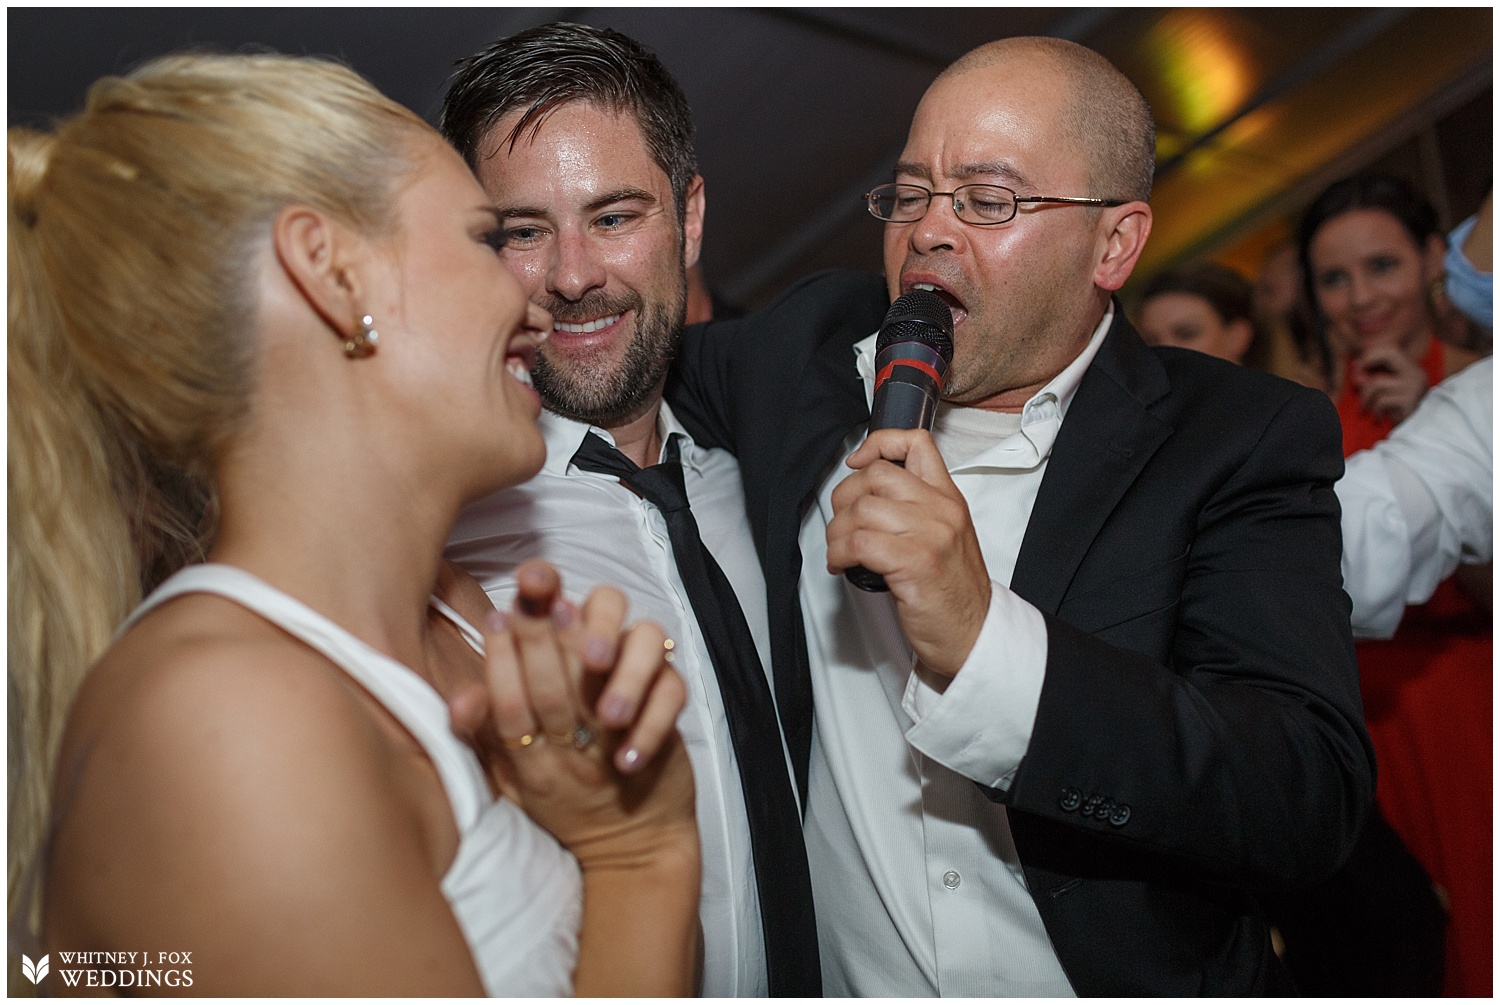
[1293,173,1490,996]
[1136,261,1265,366]
[10,53,699,995]
[1301,173,1485,452]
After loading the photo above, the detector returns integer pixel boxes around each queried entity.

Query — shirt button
[942,870,961,890]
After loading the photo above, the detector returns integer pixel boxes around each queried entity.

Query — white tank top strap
[428,593,487,655]
[124,563,491,830]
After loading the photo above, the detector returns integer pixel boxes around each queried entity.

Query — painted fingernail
[518,593,549,618]
[616,747,641,773]
[552,599,577,629]
[485,609,510,632]
[600,694,634,726]
[584,636,614,667]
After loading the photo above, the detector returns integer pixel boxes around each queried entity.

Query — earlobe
[681,175,706,270]
[1094,203,1153,292]
[272,205,365,340]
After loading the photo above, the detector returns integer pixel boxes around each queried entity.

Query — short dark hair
[1296,173,1440,305]
[1139,262,1254,326]
[440,22,697,220]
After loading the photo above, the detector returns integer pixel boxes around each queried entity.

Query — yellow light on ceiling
[1146,9,1258,136]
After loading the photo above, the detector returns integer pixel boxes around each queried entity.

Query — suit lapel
[1010,312,1173,615]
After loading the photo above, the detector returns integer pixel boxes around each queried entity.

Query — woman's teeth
[506,358,533,386]
[554,313,623,334]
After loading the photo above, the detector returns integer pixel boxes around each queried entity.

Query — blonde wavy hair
[7,52,430,944]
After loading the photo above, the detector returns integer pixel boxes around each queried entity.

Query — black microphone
[845,289,955,593]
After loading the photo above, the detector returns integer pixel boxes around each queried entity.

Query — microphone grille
[877,289,954,362]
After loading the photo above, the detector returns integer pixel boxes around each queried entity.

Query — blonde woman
[9,54,697,995]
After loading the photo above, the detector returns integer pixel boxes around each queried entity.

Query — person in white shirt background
[437,22,819,997]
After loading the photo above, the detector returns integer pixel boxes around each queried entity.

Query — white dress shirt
[801,308,1115,997]
[1337,356,1492,639]
[445,401,771,997]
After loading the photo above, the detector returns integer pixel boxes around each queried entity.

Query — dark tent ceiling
[9,8,1492,309]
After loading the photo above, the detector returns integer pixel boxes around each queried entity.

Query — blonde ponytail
[6,53,429,944]
[8,128,142,939]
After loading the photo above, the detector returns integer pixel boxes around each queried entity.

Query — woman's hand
[444,560,700,995]
[464,560,700,995]
[450,560,697,868]
[1352,344,1429,424]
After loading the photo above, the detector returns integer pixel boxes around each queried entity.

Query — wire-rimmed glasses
[865,182,1126,226]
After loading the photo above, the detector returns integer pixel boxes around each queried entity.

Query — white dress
[120,563,583,995]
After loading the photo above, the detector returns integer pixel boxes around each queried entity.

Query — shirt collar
[538,399,703,477]
[853,302,1114,425]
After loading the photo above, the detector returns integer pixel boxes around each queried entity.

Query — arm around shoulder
[667,269,888,451]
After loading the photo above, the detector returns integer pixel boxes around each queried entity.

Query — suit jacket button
[1059,787,1081,812]
[1094,797,1115,821]
[1109,803,1131,827]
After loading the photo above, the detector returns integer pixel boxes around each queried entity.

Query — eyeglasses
[865,182,1126,226]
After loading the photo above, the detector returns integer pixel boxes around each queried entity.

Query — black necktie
[571,431,820,995]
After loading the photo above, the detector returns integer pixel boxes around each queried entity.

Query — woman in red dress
[1298,174,1490,996]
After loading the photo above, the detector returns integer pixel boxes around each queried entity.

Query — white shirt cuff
[901,584,1049,790]
[1338,449,1415,640]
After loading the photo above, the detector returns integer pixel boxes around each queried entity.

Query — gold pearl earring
[344,314,379,359]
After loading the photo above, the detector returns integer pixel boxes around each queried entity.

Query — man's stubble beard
[940,303,1050,405]
[940,276,1100,406]
[531,265,688,430]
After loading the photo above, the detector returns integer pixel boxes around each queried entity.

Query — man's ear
[272,205,366,339]
[1093,202,1153,292]
[681,174,706,271]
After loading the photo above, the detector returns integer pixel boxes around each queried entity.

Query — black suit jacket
[666,269,1375,995]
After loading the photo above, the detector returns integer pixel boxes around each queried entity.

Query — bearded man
[440,23,818,997]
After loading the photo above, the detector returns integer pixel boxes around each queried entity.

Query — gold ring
[544,730,576,746]
[500,733,536,750]
[572,724,597,750]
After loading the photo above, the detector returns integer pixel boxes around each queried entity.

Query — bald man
[668,37,1372,995]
